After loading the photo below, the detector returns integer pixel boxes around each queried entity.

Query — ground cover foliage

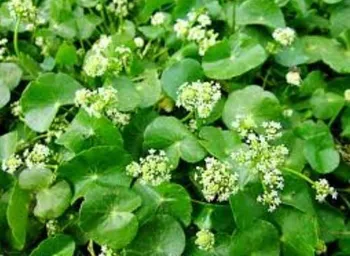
[0,0,350,255]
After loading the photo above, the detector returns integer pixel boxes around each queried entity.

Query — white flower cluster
[176,81,221,119]
[46,220,59,237]
[231,117,289,212]
[1,154,22,174]
[107,0,133,17]
[195,157,239,202]
[1,143,51,173]
[0,38,8,61]
[174,10,218,56]
[24,143,51,168]
[75,86,130,126]
[286,70,302,86]
[272,27,296,47]
[99,245,118,256]
[83,35,111,77]
[126,149,172,186]
[46,117,68,143]
[151,12,166,26]
[134,37,144,48]
[8,0,37,30]
[83,35,132,78]
[195,229,215,251]
[313,178,337,203]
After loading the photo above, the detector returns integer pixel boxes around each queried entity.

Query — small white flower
[345,89,350,102]
[126,149,172,186]
[8,0,37,23]
[286,70,302,86]
[272,27,296,46]
[134,37,144,48]
[83,53,109,77]
[99,245,117,256]
[176,81,221,118]
[46,220,59,237]
[105,107,130,126]
[11,101,22,117]
[283,109,293,117]
[195,229,215,251]
[2,154,22,174]
[174,19,190,38]
[195,157,239,202]
[151,12,166,26]
[187,26,206,42]
[24,143,50,168]
[313,179,337,203]
[197,14,211,27]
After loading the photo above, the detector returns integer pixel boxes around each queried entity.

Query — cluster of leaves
[0,0,350,255]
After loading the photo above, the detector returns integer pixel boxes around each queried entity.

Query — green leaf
[230,220,280,256]
[161,59,204,100]
[193,202,235,233]
[6,181,30,250]
[0,63,23,90]
[203,34,267,80]
[229,183,267,229]
[236,0,285,28]
[55,42,78,66]
[20,73,82,132]
[109,77,141,112]
[330,5,350,37]
[138,0,174,22]
[135,69,162,108]
[222,85,281,129]
[57,146,132,201]
[316,204,345,243]
[79,186,141,250]
[133,182,192,226]
[123,109,158,159]
[199,127,241,161]
[30,234,75,256]
[295,121,340,173]
[341,107,350,138]
[18,167,54,191]
[275,39,310,67]
[34,180,72,220]
[144,116,206,163]
[273,207,319,256]
[125,214,185,256]
[0,131,17,160]
[57,110,123,153]
[299,71,327,97]
[0,63,23,108]
[281,174,314,214]
[310,89,345,120]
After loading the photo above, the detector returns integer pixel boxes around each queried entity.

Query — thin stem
[14,18,21,57]
[141,40,153,58]
[328,109,341,127]
[181,112,193,123]
[282,167,314,184]
[87,240,96,256]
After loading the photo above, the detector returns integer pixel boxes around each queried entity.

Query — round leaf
[203,34,267,80]
[19,167,54,191]
[57,146,132,201]
[34,180,72,220]
[236,0,285,28]
[161,59,204,100]
[79,186,141,250]
[222,85,281,129]
[125,214,185,256]
[20,73,82,132]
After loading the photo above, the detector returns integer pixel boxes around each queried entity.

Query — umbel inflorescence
[74,86,130,126]
[174,10,218,56]
[230,115,337,212]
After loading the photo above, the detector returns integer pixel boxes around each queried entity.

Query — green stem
[282,167,314,184]
[181,112,193,122]
[141,40,153,58]
[87,240,96,256]
[14,18,21,57]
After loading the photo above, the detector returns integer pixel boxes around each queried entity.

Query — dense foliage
[1,0,350,255]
